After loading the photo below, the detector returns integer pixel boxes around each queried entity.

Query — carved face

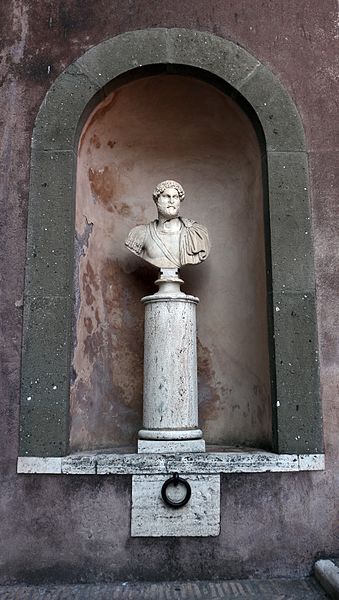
[156,187,181,219]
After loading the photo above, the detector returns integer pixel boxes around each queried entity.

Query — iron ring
[161,472,191,509]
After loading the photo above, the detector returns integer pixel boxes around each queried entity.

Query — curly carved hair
[152,180,185,203]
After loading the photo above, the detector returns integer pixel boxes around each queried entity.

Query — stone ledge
[17,456,62,474]
[17,451,325,475]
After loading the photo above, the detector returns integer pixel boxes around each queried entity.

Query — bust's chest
[145,228,181,263]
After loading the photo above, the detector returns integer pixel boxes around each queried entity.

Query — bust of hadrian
[125,180,210,269]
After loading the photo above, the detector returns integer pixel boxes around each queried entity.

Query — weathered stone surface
[76,29,170,89]
[32,64,103,151]
[95,450,303,475]
[17,456,62,474]
[239,65,306,152]
[75,28,260,98]
[61,455,96,474]
[17,450,327,475]
[131,473,220,536]
[20,148,76,456]
[267,151,314,293]
[167,28,261,89]
[25,149,76,298]
[272,291,322,454]
[20,295,72,456]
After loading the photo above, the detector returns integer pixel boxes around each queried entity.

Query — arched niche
[71,73,271,451]
[19,28,322,457]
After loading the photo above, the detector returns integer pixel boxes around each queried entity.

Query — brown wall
[1,0,338,583]
[71,74,271,451]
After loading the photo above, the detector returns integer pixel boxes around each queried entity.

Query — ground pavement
[0,577,330,599]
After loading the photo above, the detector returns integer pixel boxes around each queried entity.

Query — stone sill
[17,449,325,475]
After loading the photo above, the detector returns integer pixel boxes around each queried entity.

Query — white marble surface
[17,451,325,474]
[131,473,220,537]
[125,181,210,269]
[141,293,201,440]
[138,439,206,453]
[298,453,325,470]
[17,456,62,474]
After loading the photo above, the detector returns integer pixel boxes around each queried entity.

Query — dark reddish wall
[0,0,338,583]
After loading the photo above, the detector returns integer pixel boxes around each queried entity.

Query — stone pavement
[0,578,330,599]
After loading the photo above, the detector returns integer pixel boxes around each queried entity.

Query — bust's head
[152,180,185,203]
[152,180,185,220]
[125,179,210,268]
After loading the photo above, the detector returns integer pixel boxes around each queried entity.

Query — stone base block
[137,439,206,454]
[131,473,220,537]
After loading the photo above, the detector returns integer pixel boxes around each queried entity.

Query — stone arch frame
[20,28,323,457]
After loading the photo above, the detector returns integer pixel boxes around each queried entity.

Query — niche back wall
[71,73,271,451]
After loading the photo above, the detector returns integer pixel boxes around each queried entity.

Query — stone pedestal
[138,269,204,451]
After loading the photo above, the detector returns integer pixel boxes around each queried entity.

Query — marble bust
[125,180,210,269]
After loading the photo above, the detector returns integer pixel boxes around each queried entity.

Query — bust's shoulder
[180,217,195,228]
[125,224,148,255]
[181,217,208,234]
[127,224,148,236]
[179,217,210,265]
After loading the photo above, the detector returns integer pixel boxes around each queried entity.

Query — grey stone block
[272,291,322,454]
[267,151,315,293]
[32,63,103,151]
[167,28,260,88]
[239,65,306,152]
[20,296,72,456]
[25,150,75,298]
[76,29,170,88]
[75,28,260,93]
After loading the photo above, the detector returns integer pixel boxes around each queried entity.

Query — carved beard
[157,205,180,220]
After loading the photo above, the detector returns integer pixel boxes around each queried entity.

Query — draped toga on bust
[125,217,210,268]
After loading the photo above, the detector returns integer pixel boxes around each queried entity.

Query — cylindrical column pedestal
[139,291,202,441]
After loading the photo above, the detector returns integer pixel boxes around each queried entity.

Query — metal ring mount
[161,472,191,509]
